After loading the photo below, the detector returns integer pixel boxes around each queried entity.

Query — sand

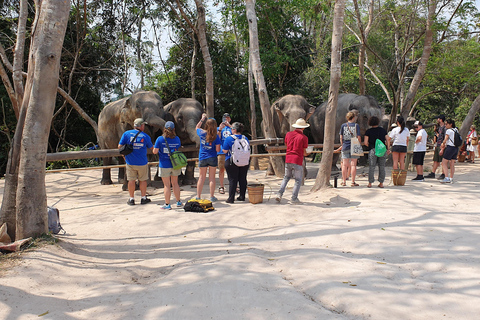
[1,159,480,320]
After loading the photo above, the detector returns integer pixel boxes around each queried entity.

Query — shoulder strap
[130,130,141,145]
[162,136,172,156]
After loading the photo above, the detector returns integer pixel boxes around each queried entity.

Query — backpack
[47,206,66,234]
[163,137,188,170]
[230,135,250,166]
[453,128,463,148]
[184,199,215,213]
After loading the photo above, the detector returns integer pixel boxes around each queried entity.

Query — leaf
[377,262,386,264]
[38,311,49,317]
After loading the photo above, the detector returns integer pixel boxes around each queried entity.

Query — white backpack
[231,135,250,166]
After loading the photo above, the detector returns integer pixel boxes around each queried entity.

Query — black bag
[453,129,463,148]
[119,130,141,155]
[184,199,214,212]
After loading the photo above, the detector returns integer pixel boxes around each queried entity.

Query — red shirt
[285,129,308,165]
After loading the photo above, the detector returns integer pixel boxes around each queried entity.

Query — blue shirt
[339,122,360,151]
[223,134,250,161]
[154,136,181,168]
[119,130,153,166]
[197,128,221,160]
[217,126,232,155]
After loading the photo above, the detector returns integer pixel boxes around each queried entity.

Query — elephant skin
[163,98,203,185]
[98,90,166,187]
[309,93,384,169]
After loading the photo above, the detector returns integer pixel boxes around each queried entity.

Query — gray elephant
[163,98,203,185]
[98,90,166,186]
[309,93,384,169]
[266,95,316,175]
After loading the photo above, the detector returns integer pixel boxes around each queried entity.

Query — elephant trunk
[143,112,166,130]
[186,118,200,146]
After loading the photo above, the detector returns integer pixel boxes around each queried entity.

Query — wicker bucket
[458,154,466,162]
[392,169,407,186]
[247,184,264,204]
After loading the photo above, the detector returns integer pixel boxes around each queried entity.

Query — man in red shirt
[275,118,311,204]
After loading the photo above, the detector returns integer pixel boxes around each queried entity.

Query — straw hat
[292,118,310,128]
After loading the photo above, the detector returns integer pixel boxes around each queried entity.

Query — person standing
[217,113,232,195]
[222,122,250,204]
[118,118,153,206]
[363,116,388,188]
[275,118,311,204]
[152,121,182,210]
[196,113,221,201]
[386,116,409,170]
[339,111,361,187]
[425,115,446,179]
[439,119,459,184]
[412,121,428,181]
[466,125,477,163]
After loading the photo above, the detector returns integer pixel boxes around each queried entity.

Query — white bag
[347,125,364,156]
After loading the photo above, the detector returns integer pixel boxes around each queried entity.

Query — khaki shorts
[126,164,149,181]
[433,147,443,162]
[218,154,226,170]
[159,167,182,177]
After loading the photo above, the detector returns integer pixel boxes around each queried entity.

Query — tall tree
[312,0,347,191]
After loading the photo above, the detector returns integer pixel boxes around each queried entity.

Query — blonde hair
[346,111,356,121]
[205,119,218,143]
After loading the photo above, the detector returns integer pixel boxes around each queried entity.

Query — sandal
[367,183,372,188]
[351,183,359,187]
[378,184,384,188]
[340,182,346,187]
[218,187,225,194]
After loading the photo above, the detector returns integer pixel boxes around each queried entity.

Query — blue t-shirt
[197,128,221,160]
[119,130,153,166]
[217,126,232,155]
[339,122,360,151]
[154,136,181,168]
[223,134,250,161]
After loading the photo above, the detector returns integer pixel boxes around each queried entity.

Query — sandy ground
[1,158,480,320]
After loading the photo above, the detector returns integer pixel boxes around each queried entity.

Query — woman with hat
[339,111,362,187]
[466,125,477,163]
[153,121,182,210]
[275,118,312,204]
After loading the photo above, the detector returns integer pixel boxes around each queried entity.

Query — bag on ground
[184,198,215,212]
[453,129,463,148]
[47,206,66,234]
[231,135,251,166]
[375,139,387,157]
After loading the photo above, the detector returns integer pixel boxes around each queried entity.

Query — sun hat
[292,118,310,129]
[134,118,147,127]
[165,121,175,129]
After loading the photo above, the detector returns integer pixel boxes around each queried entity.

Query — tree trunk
[459,94,480,138]
[245,0,284,177]
[194,0,214,118]
[248,54,259,170]
[400,0,437,119]
[15,0,70,239]
[312,0,347,191]
[191,28,197,99]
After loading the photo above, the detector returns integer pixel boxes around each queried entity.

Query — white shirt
[414,128,427,152]
[389,127,410,146]
[445,128,456,147]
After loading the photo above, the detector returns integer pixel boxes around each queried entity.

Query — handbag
[119,130,141,155]
[347,125,364,156]
[163,137,188,170]
[375,139,387,157]
[472,137,478,146]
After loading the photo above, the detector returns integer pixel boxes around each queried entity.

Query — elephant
[266,95,316,176]
[163,98,203,185]
[309,93,384,169]
[98,90,166,186]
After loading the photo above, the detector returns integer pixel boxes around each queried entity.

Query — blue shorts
[341,150,359,160]
[199,156,218,167]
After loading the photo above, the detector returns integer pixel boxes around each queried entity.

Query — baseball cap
[436,115,445,121]
[165,121,175,129]
[134,118,147,127]
[414,120,423,127]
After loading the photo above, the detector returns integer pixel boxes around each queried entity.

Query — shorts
[199,156,218,167]
[443,145,458,160]
[341,150,359,160]
[159,167,182,177]
[392,145,407,153]
[126,164,149,181]
[433,146,443,162]
[217,153,226,170]
[412,151,425,165]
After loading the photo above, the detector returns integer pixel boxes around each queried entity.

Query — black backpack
[453,128,462,148]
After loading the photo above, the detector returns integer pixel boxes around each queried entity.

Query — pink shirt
[285,129,308,165]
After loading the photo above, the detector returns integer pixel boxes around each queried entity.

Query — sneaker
[437,174,445,180]
[425,172,435,179]
[412,176,424,181]
[440,177,451,184]
[176,201,183,208]
[127,198,135,206]
[141,197,151,205]
[159,204,172,210]
[289,198,302,205]
[210,196,218,202]
[275,193,282,203]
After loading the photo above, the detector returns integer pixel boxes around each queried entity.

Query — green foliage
[46,145,102,171]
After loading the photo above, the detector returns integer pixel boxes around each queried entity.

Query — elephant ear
[164,103,172,114]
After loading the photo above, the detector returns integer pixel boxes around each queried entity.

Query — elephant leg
[117,156,126,184]
[182,159,197,185]
[266,161,275,176]
[332,154,340,171]
[101,157,113,185]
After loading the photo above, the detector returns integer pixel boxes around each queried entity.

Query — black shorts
[392,145,407,153]
[443,145,458,161]
[412,151,426,165]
